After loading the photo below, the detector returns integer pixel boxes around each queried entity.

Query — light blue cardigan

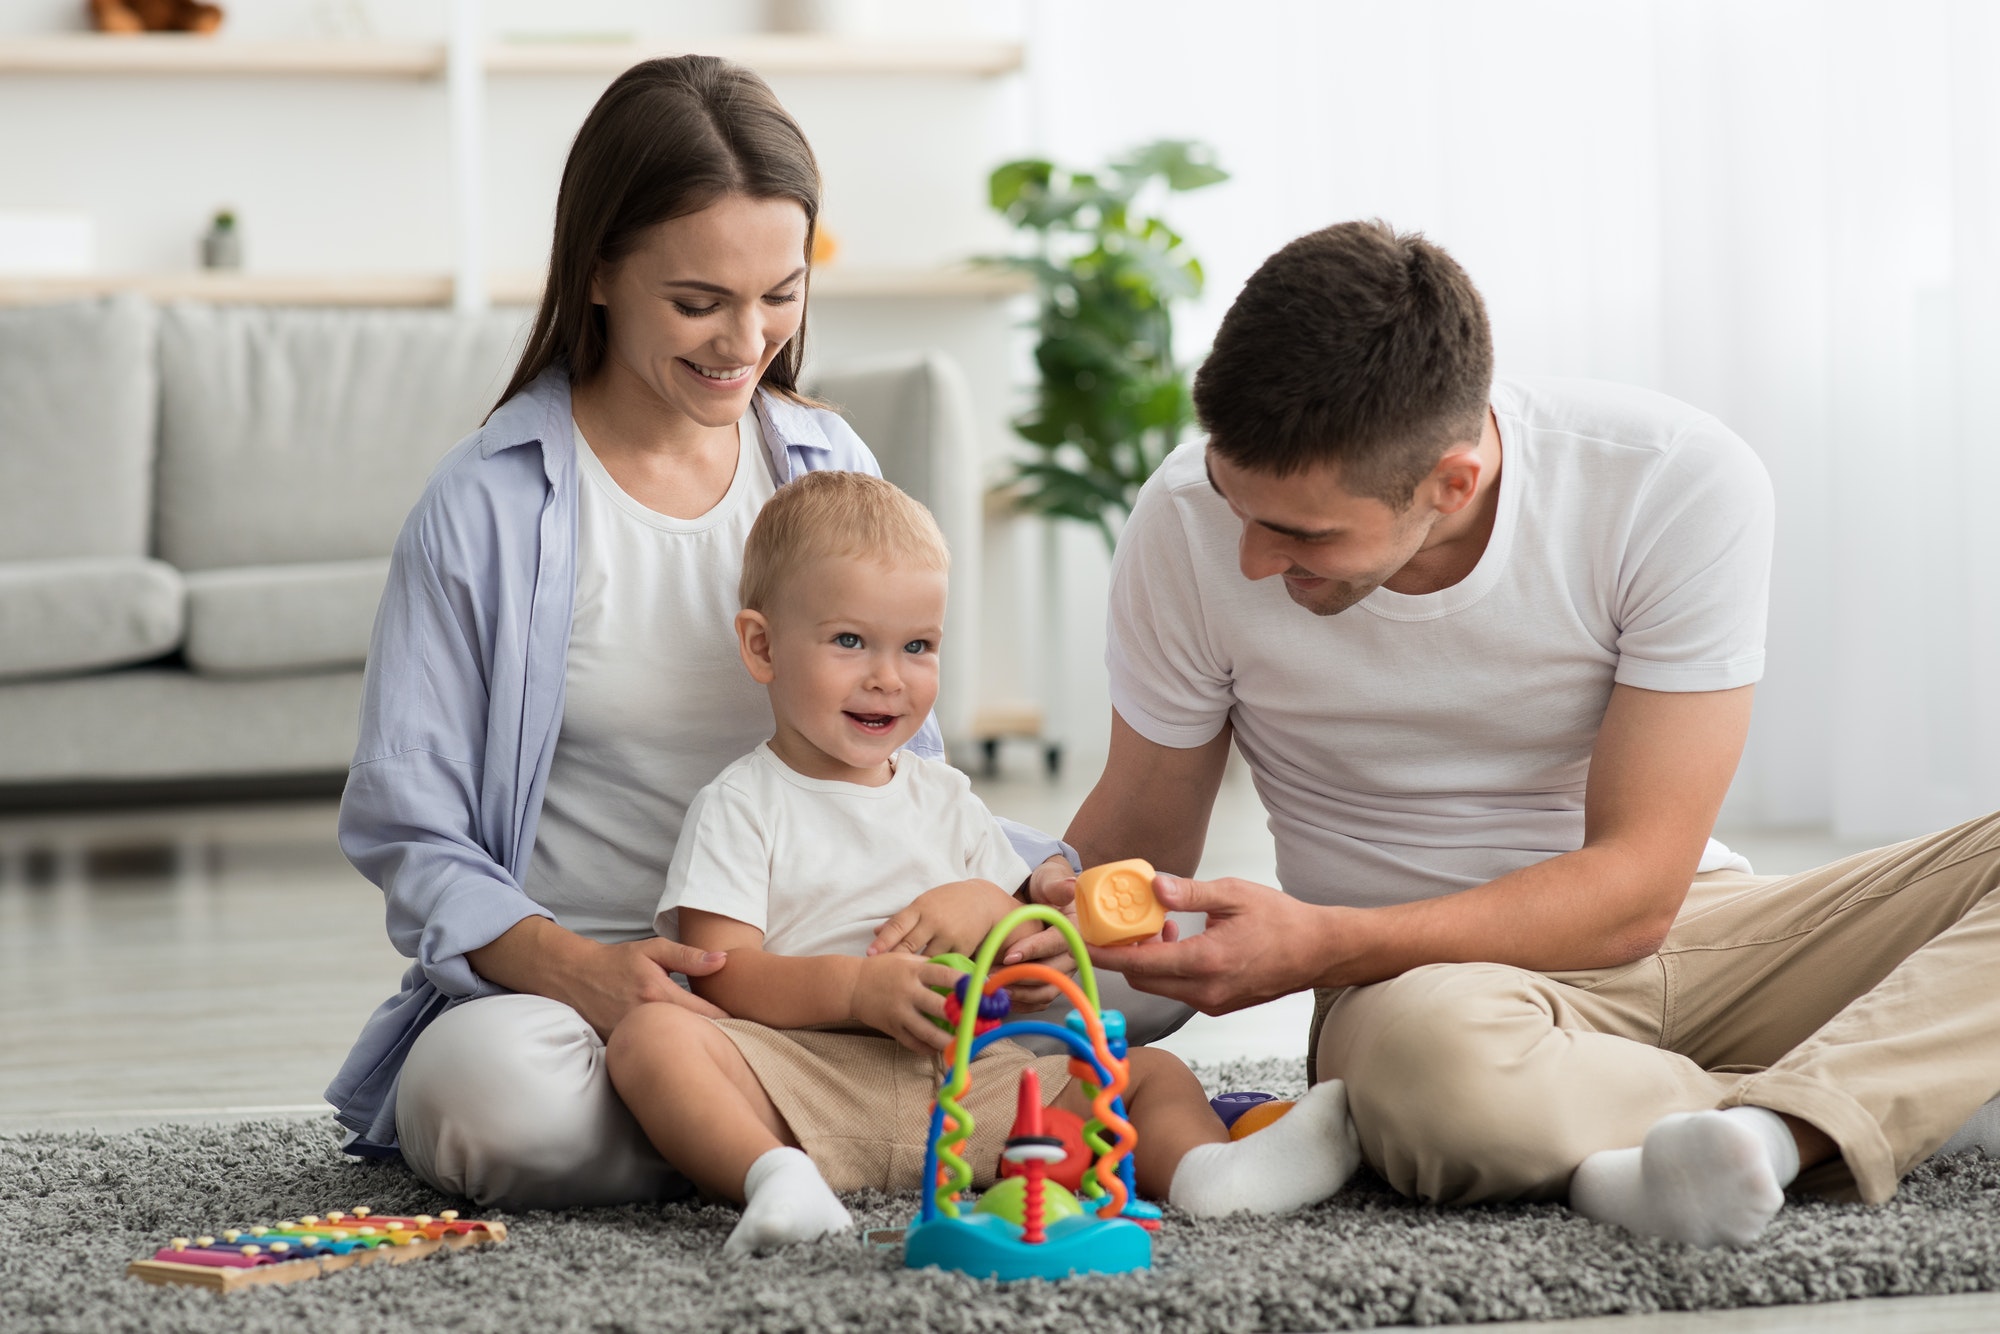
[326,367,1069,1154]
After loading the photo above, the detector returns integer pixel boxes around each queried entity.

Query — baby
[606,470,1355,1257]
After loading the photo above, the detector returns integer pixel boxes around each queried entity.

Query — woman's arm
[680,908,959,1053]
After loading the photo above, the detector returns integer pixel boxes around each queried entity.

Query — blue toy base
[903,1211,1153,1282]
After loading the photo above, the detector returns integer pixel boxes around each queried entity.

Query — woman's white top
[522,415,778,942]
[656,742,1033,958]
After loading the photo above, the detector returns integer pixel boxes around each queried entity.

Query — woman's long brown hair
[492,55,821,415]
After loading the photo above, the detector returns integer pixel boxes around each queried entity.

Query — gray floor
[0,755,1988,1332]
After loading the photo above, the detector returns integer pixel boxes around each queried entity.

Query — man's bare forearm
[689,949,863,1029]
[1309,842,1692,989]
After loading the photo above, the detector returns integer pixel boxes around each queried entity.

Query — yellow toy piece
[1074,858,1167,947]
[1227,1098,1296,1140]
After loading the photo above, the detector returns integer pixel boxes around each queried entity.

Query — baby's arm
[681,908,962,1054]
[866,879,1023,959]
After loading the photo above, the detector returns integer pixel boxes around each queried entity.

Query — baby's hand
[869,879,1018,959]
[849,954,959,1055]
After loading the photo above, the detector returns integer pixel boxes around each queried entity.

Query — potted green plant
[983,140,1228,548]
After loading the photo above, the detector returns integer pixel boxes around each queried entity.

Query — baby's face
[754,554,946,782]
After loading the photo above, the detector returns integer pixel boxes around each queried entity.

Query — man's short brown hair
[1192,219,1492,507]
[739,470,948,613]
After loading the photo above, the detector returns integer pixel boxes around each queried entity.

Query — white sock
[1569,1107,1799,1249]
[1168,1079,1362,1217]
[723,1147,852,1258]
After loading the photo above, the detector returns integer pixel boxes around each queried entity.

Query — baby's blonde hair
[739,470,949,612]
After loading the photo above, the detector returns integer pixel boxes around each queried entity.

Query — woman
[326,56,1070,1209]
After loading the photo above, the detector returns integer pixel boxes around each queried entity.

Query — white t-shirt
[656,743,1033,958]
[523,415,778,942]
[1107,376,1772,910]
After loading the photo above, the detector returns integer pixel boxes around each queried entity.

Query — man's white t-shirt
[1107,376,1773,910]
[656,743,1032,958]
[522,415,778,942]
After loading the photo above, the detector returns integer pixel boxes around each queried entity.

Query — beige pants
[1313,810,2000,1207]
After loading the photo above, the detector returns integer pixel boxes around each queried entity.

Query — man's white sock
[1167,1079,1362,1217]
[1569,1106,1799,1249]
[723,1146,852,1258]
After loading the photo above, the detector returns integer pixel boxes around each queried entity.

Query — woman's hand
[849,953,959,1054]
[868,879,1020,959]
[466,917,728,1038]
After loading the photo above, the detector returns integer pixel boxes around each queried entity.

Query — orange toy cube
[1074,858,1167,947]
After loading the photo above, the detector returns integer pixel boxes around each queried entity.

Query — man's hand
[869,879,1019,959]
[1087,873,1333,1014]
[849,953,959,1054]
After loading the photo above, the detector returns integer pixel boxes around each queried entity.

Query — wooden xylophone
[126,1207,507,1292]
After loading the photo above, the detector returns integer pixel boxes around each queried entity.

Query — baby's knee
[604,1000,709,1076]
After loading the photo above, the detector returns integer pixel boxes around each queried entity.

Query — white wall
[1018,0,2000,840]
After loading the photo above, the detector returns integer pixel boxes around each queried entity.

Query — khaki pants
[1311,810,2000,1207]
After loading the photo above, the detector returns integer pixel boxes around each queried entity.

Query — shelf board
[0,35,442,77]
[0,33,1023,78]
[0,267,1031,308]
[486,34,1023,77]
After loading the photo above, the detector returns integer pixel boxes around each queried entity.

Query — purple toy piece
[1209,1090,1278,1130]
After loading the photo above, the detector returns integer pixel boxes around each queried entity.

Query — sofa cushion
[0,557,183,682]
[182,558,389,677]
[156,303,530,571]
[0,295,158,562]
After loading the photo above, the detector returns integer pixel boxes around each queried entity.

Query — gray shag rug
[6,1058,2000,1334]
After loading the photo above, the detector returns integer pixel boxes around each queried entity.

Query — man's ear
[735,609,778,684]
[1424,444,1485,518]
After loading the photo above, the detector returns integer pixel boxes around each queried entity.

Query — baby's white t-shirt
[523,415,777,942]
[1108,376,1773,910]
[656,743,1033,957]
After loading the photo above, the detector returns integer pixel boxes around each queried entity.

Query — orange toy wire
[984,962,1135,1218]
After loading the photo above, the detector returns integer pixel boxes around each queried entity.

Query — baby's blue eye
[835,632,862,649]
[904,639,931,654]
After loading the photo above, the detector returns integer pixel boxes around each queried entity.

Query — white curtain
[1022,0,2000,840]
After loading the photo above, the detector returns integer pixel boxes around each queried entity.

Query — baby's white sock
[1167,1079,1362,1217]
[1569,1106,1799,1249]
[723,1146,852,1258]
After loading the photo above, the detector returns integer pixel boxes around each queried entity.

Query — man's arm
[1064,711,1234,875]
[1091,683,1754,1011]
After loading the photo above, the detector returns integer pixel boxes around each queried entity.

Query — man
[1052,219,2000,1247]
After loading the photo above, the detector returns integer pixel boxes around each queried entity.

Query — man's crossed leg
[1315,809,2000,1246]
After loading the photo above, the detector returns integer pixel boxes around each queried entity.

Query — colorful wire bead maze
[127,1208,507,1292]
[905,905,1159,1282]
[1073,858,1167,947]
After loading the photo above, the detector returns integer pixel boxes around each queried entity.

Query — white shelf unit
[0,267,1032,308]
[0,28,1027,310]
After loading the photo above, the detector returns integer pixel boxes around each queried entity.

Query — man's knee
[1320,963,1581,1202]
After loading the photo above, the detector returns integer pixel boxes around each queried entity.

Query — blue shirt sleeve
[338,456,554,999]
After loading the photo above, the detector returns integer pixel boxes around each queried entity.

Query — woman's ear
[587,260,610,307]
[735,608,778,684]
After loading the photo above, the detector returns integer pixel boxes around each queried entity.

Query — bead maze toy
[127,1208,505,1292]
[1073,857,1167,947]
[903,903,1161,1282]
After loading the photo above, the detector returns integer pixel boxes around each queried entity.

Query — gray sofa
[0,296,983,801]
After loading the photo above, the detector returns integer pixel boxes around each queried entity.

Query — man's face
[1204,450,1434,616]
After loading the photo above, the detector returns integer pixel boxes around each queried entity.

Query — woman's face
[590,193,811,427]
